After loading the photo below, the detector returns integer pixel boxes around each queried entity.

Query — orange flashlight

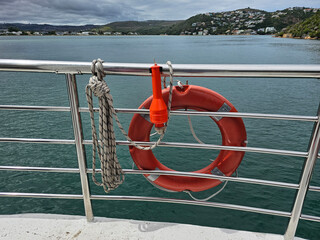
[149,63,168,129]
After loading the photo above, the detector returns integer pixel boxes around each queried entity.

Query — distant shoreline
[0,34,275,37]
[274,34,319,40]
[3,34,317,40]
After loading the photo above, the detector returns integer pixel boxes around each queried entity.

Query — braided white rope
[86,59,174,192]
[86,59,124,193]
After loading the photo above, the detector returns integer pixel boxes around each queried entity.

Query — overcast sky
[1,0,320,25]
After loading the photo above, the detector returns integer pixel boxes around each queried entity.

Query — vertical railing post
[284,105,320,240]
[66,73,94,221]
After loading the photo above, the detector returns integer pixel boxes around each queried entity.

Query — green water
[0,35,319,239]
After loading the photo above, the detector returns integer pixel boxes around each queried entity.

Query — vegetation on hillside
[255,8,315,31]
[165,14,212,35]
[93,20,182,35]
[1,7,319,38]
[0,23,99,33]
[164,7,317,35]
[276,12,320,39]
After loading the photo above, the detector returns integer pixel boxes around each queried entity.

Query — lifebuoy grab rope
[128,84,247,192]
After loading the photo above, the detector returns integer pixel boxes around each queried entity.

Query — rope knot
[91,58,106,81]
[89,76,110,97]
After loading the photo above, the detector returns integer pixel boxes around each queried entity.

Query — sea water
[0,35,319,239]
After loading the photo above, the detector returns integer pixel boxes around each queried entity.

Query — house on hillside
[265,27,276,33]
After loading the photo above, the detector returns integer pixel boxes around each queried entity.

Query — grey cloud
[0,0,319,25]
[0,0,145,24]
[35,0,136,17]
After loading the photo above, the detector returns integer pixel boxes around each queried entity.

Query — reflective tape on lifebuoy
[128,85,247,192]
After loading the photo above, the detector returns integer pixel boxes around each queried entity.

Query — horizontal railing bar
[91,195,291,218]
[1,166,320,192]
[0,137,309,157]
[113,140,308,158]
[309,186,320,192]
[0,166,80,173]
[0,192,83,199]
[123,169,299,189]
[0,105,316,122]
[81,108,318,122]
[0,166,299,190]
[0,59,320,78]
[90,196,319,222]
[0,105,70,112]
[117,109,319,122]
[0,191,290,218]
[0,138,75,144]
[123,170,316,192]
[1,191,319,222]
[300,214,320,222]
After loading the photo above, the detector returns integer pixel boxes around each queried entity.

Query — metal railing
[0,59,319,240]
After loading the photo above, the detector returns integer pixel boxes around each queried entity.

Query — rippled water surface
[0,35,319,239]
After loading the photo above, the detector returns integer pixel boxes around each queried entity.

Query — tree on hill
[164,14,212,35]
[277,12,320,39]
[255,9,315,31]
[8,26,20,32]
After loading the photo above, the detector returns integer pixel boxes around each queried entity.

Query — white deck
[0,214,304,240]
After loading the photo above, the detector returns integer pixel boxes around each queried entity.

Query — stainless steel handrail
[284,106,320,240]
[0,166,300,189]
[0,104,318,122]
[0,59,319,240]
[1,59,320,78]
[0,137,75,144]
[0,192,292,218]
[1,191,320,223]
[0,137,310,157]
[1,191,319,223]
[65,73,93,221]
[1,165,320,192]
[0,105,71,112]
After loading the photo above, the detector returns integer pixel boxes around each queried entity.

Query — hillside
[165,7,318,35]
[276,12,320,39]
[93,20,182,35]
[255,8,316,30]
[0,23,100,32]
[0,7,319,36]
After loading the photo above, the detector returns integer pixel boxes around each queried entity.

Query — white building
[265,27,276,33]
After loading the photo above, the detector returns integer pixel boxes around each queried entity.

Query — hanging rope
[85,59,124,193]
[86,59,175,192]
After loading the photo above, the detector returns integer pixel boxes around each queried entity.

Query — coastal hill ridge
[0,7,318,39]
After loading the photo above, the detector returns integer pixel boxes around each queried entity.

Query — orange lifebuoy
[128,85,247,192]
